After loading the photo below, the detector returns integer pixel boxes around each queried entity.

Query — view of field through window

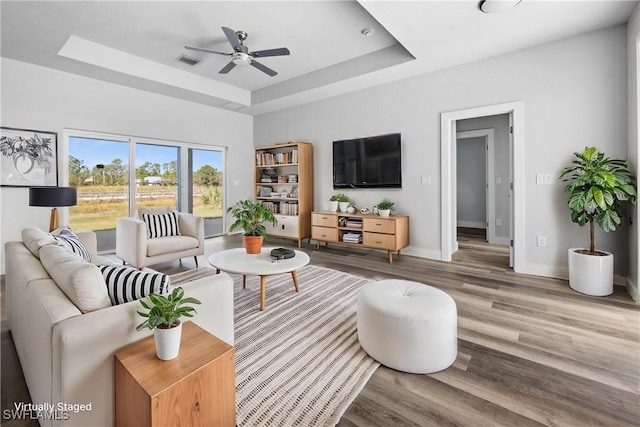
[68,137,223,233]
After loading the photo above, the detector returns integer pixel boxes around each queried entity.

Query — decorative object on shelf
[1,127,58,187]
[328,195,340,212]
[360,208,370,215]
[376,198,395,218]
[29,186,77,231]
[559,146,636,296]
[228,199,278,254]
[332,193,350,212]
[347,206,356,214]
[135,287,202,360]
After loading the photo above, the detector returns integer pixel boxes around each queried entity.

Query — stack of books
[342,233,362,244]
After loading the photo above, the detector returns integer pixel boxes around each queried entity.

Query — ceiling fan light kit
[184,26,290,76]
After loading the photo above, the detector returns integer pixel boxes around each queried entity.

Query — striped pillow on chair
[141,211,181,238]
[99,265,170,305]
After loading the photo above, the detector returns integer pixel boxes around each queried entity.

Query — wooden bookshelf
[255,142,313,247]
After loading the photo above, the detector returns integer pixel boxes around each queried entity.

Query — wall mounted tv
[333,133,402,189]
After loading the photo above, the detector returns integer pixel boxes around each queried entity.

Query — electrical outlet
[536,174,554,185]
[421,176,431,185]
[537,236,547,247]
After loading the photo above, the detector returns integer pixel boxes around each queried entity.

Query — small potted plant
[328,195,340,212]
[334,193,351,212]
[227,199,277,253]
[136,287,202,360]
[347,198,357,214]
[559,146,636,296]
[376,198,395,218]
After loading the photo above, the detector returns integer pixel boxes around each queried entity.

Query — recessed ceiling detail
[175,54,200,66]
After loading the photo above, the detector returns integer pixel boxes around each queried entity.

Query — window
[66,130,225,251]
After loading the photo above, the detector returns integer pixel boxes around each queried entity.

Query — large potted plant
[136,287,201,360]
[228,199,277,253]
[559,146,636,296]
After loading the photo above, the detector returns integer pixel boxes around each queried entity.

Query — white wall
[0,58,254,272]
[457,114,510,238]
[254,25,630,277]
[456,137,486,229]
[627,3,640,300]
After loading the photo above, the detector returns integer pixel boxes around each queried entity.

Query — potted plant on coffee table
[559,146,636,296]
[227,199,277,254]
[136,287,202,360]
[376,198,395,218]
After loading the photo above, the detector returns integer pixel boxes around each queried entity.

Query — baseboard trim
[520,263,626,286]
[457,221,486,229]
[402,246,442,261]
[626,277,639,303]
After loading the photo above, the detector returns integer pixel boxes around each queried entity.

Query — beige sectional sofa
[5,229,234,427]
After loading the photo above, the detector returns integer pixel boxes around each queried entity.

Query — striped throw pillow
[141,211,181,238]
[99,265,170,305]
[51,228,91,262]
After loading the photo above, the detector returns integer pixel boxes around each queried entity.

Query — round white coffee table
[208,247,310,311]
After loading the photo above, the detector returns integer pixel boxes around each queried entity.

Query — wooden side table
[114,322,235,427]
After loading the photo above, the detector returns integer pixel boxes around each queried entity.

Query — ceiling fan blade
[184,46,230,56]
[219,61,236,74]
[251,47,290,58]
[250,59,277,77]
[221,27,240,50]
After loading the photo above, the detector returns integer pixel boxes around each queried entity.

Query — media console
[311,211,409,263]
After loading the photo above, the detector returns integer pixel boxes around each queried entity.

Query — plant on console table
[136,287,202,360]
[228,199,277,254]
[559,146,636,296]
[376,198,395,218]
[332,193,350,213]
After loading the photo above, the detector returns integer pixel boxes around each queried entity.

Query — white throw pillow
[22,227,57,258]
[141,211,181,239]
[51,228,91,262]
[99,265,171,305]
[40,244,111,313]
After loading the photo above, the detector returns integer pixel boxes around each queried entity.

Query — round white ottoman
[357,279,457,374]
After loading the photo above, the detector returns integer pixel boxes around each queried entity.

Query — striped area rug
[172,265,380,426]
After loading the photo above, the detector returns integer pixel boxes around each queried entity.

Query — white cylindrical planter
[568,248,613,296]
[328,201,338,212]
[378,209,391,218]
[154,321,183,360]
[338,202,350,212]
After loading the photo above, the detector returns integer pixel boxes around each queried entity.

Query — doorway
[440,101,524,272]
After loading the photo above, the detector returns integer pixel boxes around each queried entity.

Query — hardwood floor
[2,233,638,426]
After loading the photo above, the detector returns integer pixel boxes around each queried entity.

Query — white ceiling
[1,1,637,115]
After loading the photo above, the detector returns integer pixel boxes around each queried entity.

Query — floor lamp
[29,187,77,232]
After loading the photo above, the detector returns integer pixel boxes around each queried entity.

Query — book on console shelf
[342,232,362,243]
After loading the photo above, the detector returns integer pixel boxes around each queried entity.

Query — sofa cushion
[22,227,57,258]
[39,244,111,313]
[141,211,181,239]
[146,235,199,257]
[99,265,170,305]
[52,228,91,262]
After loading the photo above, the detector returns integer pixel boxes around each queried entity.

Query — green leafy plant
[227,199,277,238]
[377,198,395,210]
[136,287,201,331]
[331,193,350,202]
[559,146,636,254]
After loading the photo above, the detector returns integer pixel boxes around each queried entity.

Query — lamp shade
[29,187,77,207]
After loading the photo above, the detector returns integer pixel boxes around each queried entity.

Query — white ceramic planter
[378,209,391,218]
[568,248,613,296]
[154,321,183,360]
[328,200,338,212]
[338,202,350,212]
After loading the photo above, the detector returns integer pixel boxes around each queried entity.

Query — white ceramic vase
[567,248,613,296]
[338,202,350,213]
[328,200,339,212]
[154,321,183,360]
[378,209,391,218]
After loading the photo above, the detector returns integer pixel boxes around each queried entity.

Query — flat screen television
[333,133,402,189]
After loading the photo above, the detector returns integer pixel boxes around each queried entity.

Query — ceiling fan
[185,27,290,77]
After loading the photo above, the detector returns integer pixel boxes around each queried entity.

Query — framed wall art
[0,127,58,187]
